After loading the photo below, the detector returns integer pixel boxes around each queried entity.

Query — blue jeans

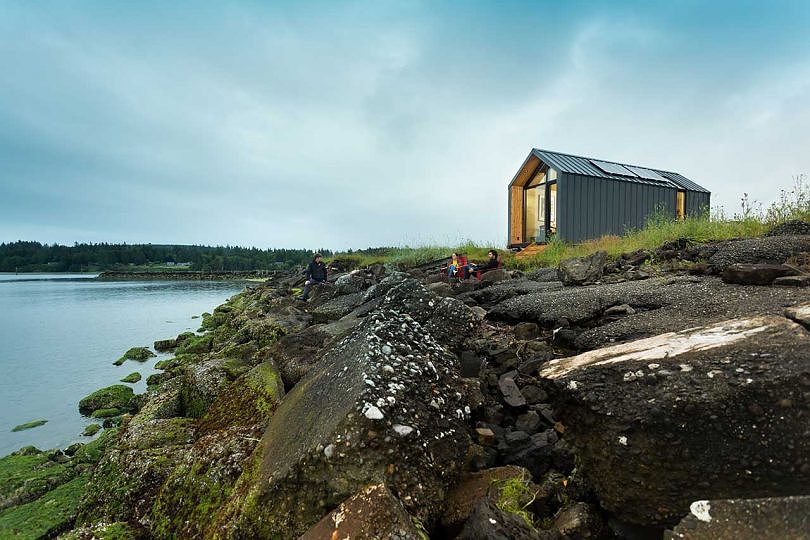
[300,280,324,301]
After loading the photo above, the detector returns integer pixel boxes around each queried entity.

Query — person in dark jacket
[299,253,327,301]
[467,249,499,277]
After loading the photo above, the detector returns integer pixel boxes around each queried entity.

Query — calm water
[0,274,247,456]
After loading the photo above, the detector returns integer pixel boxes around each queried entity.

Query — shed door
[676,191,685,220]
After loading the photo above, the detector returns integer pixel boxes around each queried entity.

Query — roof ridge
[533,147,680,175]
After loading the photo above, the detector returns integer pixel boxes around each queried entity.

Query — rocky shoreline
[2,224,809,538]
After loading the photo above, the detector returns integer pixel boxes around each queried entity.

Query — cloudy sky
[2,1,809,250]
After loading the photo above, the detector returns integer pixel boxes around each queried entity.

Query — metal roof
[531,148,710,193]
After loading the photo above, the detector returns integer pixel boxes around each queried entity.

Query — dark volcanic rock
[664,496,810,540]
[554,502,607,540]
[765,219,810,237]
[720,263,797,285]
[215,309,472,537]
[457,499,558,540]
[488,275,809,351]
[558,251,607,286]
[301,484,424,540]
[265,325,332,387]
[708,235,810,270]
[539,316,810,527]
[333,272,367,295]
[310,291,364,322]
[774,275,810,287]
[457,278,560,309]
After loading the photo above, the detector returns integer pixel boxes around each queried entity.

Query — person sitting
[447,252,461,278]
[468,249,500,276]
[299,253,327,301]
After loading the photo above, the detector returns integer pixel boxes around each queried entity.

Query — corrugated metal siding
[685,191,711,216]
[559,174,679,243]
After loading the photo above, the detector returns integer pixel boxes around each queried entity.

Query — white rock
[392,424,414,436]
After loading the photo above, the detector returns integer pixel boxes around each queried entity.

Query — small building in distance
[508,148,710,247]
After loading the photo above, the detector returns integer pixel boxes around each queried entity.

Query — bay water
[0,274,247,457]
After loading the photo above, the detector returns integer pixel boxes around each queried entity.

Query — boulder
[664,496,810,540]
[440,465,539,536]
[301,484,425,540]
[557,251,608,286]
[78,385,135,416]
[77,418,196,526]
[334,272,367,295]
[212,309,472,537]
[481,269,510,284]
[773,275,810,287]
[457,279,560,309]
[266,325,332,388]
[553,502,606,539]
[310,292,364,322]
[709,235,810,270]
[525,268,561,283]
[428,281,454,297]
[457,499,558,540]
[178,359,230,418]
[785,302,810,329]
[720,263,796,285]
[514,322,540,341]
[765,219,810,236]
[539,316,810,527]
[153,339,177,352]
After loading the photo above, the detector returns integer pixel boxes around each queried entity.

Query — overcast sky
[2,1,809,250]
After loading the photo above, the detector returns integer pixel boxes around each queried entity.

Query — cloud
[1,1,809,249]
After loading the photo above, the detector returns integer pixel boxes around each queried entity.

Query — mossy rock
[199,312,230,332]
[0,452,75,511]
[73,428,120,465]
[76,421,195,525]
[114,347,155,365]
[10,419,47,432]
[120,372,141,384]
[175,334,213,355]
[91,408,121,419]
[78,385,135,416]
[178,360,230,419]
[153,339,177,352]
[0,474,88,539]
[82,424,101,437]
[175,331,196,344]
[199,362,284,434]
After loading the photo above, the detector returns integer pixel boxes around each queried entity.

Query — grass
[493,473,537,527]
[0,475,87,539]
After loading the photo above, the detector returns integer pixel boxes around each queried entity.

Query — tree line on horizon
[0,241,333,272]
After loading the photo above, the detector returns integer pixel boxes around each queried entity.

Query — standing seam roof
[531,148,709,193]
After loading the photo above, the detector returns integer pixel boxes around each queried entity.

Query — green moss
[10,420,47,432]
[493,474,537,528]
[119,372,141,383]
[82,424,101,437]
[90,408,121,419]
[199,312,230,332]
[113,347,155,365]
[0,453,74,508]
[199,363,283,433]
[0,475,87,539]
[175,334,213,355]
[73,428,120,465]
[78,385,134,416]
[153,338,177,352]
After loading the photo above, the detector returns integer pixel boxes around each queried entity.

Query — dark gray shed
[508,148,710,247]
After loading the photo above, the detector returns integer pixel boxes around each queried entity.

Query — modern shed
[508,148,710,247]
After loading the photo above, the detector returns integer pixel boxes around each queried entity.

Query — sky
[1,1,810,250]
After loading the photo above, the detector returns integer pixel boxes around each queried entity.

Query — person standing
[299,253,327,301]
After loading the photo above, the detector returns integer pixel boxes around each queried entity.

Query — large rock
[488,276,808,351]
[78,385,135,416]
[557,251,607,286]
[301,484,425,540]
[664,496,810,539]
[77,418,196,526]
[539,316,810,527]
[334,272,368,295]
[178,359,230,418]
[765,219,810,236]
[213,309,472,537]
[708,235,810,270]
[310,292,364,322]
[265,325,333,387]
[720,263,796,285]
[457,499,558,540]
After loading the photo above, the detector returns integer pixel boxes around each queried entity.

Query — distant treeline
[0,241,334,272]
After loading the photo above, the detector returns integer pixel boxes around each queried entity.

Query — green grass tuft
[493,473,537,527]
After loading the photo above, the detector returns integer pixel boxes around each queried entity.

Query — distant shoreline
[95,270,272,281]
